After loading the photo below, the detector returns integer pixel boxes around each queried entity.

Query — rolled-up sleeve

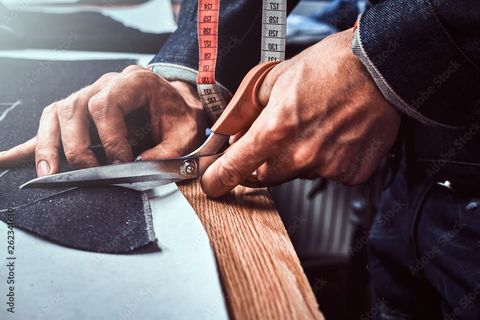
[352,0,480,128]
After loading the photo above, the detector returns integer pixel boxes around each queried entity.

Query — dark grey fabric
[0,58,157,253]
[0,3,169,54]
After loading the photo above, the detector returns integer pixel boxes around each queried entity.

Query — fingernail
[112,159,122,164]
[37,161,50,177]
[135,156,143,162]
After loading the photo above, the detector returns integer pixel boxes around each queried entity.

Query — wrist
[169,80,204,112]
[169,81,209,138]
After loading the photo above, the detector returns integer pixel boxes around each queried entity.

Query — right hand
[0,65,208,177]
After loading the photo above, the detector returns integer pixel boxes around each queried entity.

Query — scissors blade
[20,154,221,191]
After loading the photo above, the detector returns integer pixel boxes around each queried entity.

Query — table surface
[178,180,324,320]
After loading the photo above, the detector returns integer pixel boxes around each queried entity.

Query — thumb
[200,128,273,198]
[201,61,288,197]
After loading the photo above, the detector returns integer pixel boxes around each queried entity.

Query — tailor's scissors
[20,61,279,191]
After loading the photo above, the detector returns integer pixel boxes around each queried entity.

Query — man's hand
[0,65,208,177]
[201,29,401,197]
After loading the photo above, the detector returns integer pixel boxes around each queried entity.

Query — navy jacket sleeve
[353,0,480,127]
[150,0,299,94]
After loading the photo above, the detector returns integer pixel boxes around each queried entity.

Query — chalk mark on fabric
[142,192,155,240]
[0,170,9,179]
[0,100,22,123]
[0,187,78,213]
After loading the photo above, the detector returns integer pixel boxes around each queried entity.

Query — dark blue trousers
[368,158,480,319]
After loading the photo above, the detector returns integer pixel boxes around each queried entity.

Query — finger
[35,105,61,176]
[241,171,269,188]
[201,123,279,197]
[0,137,36,168]
[139,139,186,160]
[88,95,132,164]
[254,162,304,186]
[55,72,118,168]
[57,92,99,169]
[255,144,318,185]
[87,71,154,163]
[141,119,201,161]
[257,61,289,106]
[229,128,248,144]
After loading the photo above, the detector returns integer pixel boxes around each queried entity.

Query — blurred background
[0,1,377,319]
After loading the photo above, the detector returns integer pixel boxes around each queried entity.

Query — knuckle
[88,97,108,120]
[97,72,117,82]
[102,136,120,150]
[122,65,142,74]
[260,116,297,147]
[63,147,86,167]
[256,169,272,185]
[94,72,120,88]
[35,144,54,159]
[42,104,57,116]
[102,137,131,160]
[63,147,79,162]
[126,70,158,86]
[217,160,243,187]
[126,71,142,83]
[57,99,77,121]
[261,117,294,146]
[292,147,316,168]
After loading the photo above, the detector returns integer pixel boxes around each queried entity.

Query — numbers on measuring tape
[197,83,226,120]
[197,0,226,121]
[269,30,279,37]
[196,0,287,120]
[261,0,287,63]
[197,4,218,83]
[268,16,279,24]
[270,2,280,10]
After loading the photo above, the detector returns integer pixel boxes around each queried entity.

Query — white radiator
[271,179,361,260]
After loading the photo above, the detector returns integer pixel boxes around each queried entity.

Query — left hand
[201,28,401,197]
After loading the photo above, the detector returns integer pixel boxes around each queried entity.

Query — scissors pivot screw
[180,160,197,176]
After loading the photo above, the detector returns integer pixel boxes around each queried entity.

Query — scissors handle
[211,61,279,136]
